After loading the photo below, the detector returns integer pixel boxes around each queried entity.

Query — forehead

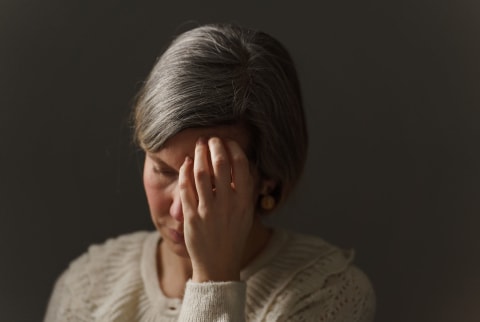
[165,125,250,148]
[155,125,251,165]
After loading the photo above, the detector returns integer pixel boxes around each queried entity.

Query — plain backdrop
[1,1,479,321]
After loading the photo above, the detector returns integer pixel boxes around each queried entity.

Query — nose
[169,185,184,222]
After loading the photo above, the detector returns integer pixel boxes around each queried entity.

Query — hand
[179,137,256,282]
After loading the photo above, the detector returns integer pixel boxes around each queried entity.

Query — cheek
[143,172,171,216]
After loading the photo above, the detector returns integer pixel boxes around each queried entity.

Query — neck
[241,216,272,268]
[158,241,193,281]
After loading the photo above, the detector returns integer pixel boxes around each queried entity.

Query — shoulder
[46,231,155,320]
[250,229,376,321]
[68,230,152,269]
[270,229,356,279]
[65,230,153,286]
[284,230,375,319]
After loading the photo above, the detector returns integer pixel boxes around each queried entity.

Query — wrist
[191,266,241,282]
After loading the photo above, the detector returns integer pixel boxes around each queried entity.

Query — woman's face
[143,125,255,258]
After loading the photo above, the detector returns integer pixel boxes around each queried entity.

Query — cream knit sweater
[45,229,375,321]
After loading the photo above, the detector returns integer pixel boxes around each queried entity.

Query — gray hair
[133,23,308,203]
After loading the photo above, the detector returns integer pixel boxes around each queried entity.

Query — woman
[45,23,375,321]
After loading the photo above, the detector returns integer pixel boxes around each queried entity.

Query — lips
[168,228,185,243]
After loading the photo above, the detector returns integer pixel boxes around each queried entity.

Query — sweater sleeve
[178,280,246,322]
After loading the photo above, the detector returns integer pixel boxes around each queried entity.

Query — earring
[260,195,276,211]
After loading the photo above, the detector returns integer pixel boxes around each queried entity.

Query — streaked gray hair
[133,23,308,202]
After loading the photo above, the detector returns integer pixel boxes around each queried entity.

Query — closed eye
[147,153,180,178]
[153,166,178,177]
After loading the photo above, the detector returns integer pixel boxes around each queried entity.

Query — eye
[153,166,177,177]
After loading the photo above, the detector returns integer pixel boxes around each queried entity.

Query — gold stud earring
[261,195,276,211]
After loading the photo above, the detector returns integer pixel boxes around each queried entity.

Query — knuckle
[178,179,189,190]
[213,156,228,168]
[194,167,209,180]
[184,213,196,224]
[197,203,209,215]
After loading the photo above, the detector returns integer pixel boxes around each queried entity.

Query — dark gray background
[1,1,479,321]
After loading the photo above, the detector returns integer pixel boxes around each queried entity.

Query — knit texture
[45,229,375,321]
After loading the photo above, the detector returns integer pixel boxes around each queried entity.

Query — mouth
[168,228,185,243]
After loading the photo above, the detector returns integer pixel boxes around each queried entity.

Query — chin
[166,241,191,259]
[158,228,191,259]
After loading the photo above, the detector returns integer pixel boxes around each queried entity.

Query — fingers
[192,136,253,212]
[194,138,214,209]
[208,137,232,199]
[224,139,253,196]
[179,156,197,217]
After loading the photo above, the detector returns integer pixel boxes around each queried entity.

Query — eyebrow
[147,154,178,172]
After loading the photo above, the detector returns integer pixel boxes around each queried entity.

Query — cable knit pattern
[45,229,375,321]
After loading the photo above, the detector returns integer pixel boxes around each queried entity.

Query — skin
[143,126,273,298]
